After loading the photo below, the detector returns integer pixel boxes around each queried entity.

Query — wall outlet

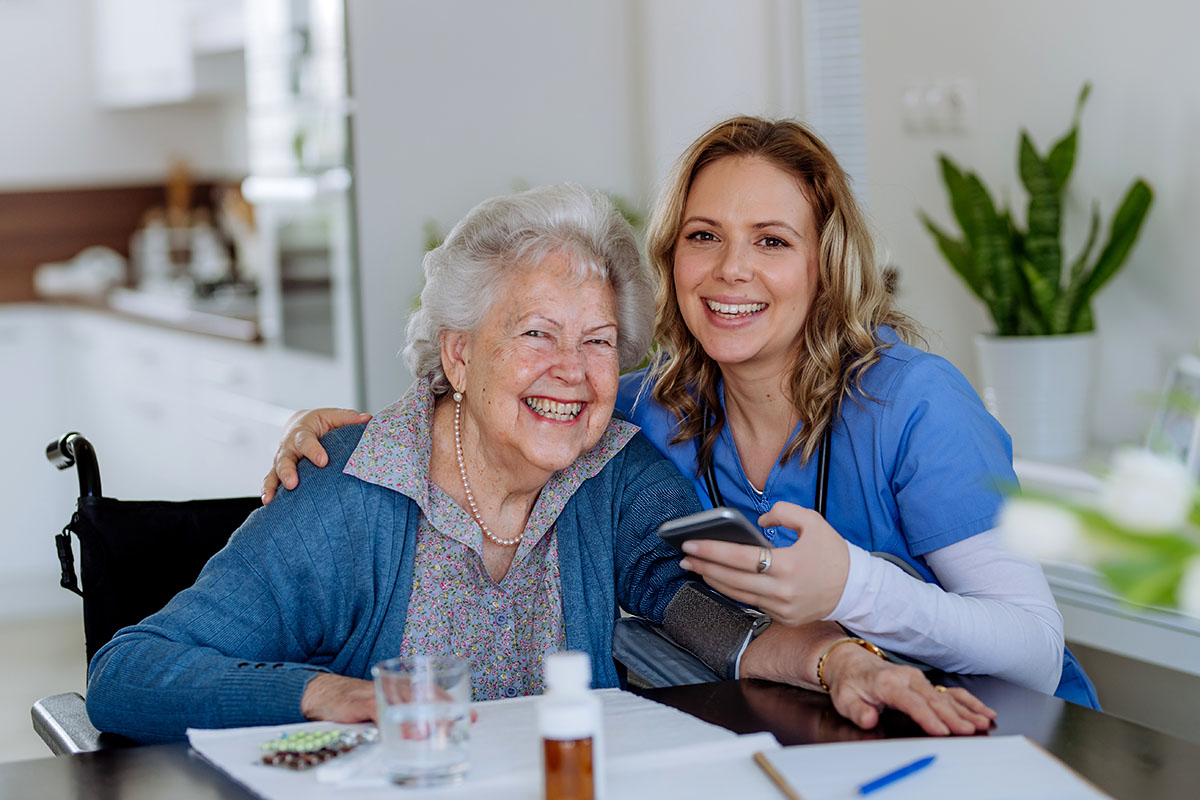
[901,78,973,135]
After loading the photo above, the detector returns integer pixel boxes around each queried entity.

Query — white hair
[403,183,653,392]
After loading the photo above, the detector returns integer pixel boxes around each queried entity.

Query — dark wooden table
[3,676,1198,798]
[639,675,1200,799]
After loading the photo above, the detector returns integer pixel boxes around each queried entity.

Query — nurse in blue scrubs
[263,115,1097,709]
[622,116,1097,708]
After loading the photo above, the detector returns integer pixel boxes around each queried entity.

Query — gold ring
[756,547,772,574]
[935,685,948,694]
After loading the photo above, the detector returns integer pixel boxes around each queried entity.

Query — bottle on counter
[538,651,605,800]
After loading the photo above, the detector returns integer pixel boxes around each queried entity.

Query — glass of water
[372,655,472,786]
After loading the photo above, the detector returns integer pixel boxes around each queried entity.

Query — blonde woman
[631,116,1095,709]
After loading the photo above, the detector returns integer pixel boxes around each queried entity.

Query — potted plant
[920,84,1154,461]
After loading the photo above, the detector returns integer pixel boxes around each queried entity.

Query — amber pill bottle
[538,652,606,800]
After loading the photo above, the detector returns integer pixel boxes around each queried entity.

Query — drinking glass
[371,655,472,786]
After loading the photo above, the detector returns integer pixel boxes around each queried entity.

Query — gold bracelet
[815,636,887,691]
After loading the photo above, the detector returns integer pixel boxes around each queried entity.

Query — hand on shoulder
[261,408,372,504]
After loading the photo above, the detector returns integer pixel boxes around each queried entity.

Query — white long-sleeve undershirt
[824,531,1065,694]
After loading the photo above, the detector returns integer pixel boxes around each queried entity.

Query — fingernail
[679,558,693,571]
[680,541,698,554]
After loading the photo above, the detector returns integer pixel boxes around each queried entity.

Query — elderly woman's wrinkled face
[455,252,620,479]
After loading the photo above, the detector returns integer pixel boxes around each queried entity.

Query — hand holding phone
[657,507,772,551]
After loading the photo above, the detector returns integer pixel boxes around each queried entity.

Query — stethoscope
[700,402,833,517]
[702,408,927,581]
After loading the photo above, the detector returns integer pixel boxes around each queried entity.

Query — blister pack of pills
[259,728,377,770]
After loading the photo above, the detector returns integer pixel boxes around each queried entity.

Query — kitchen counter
[25,290,261,344]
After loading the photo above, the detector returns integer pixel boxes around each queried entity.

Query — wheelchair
[34,432,719,755]
[33,432,262,754]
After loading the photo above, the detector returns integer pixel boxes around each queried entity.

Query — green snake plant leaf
[1074,179,1154,319]
[1053,204,1101,332]
[1045,83,1090,188]
[1019,131,1064,288]
[1069,203,1102,284]
[1073,302,1095,333]
[1015,304,1048,336]
[920,214,978,294]
[1018,258,1056,331]
[938,155,979,246]
[964,172,1019,332]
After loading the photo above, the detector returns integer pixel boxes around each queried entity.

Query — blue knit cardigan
[86,425,701,743]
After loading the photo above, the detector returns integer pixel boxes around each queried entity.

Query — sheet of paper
[766,735,1110,800]
[187,688,781,800]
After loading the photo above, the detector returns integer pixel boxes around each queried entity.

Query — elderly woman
[87,184,709,740]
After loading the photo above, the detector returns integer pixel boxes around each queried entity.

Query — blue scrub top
[616,327,1099,709]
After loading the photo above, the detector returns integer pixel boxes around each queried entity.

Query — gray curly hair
[404,183,653,392]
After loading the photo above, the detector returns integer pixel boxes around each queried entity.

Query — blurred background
[1,0,1198,760]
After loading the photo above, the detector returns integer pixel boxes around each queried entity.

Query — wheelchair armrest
[31,692,135,755]
[612,617,722,688]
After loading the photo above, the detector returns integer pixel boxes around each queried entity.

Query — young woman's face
[672,155,820,377]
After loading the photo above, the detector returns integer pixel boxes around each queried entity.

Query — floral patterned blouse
[344,378,638,700]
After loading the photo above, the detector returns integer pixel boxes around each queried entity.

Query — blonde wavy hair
[645,116,920,472]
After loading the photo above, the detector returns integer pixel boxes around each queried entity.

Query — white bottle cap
[545,651,591,692]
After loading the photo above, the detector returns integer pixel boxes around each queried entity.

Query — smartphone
[657,507,772,551]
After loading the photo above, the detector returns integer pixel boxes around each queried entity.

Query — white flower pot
[975,332,1096,462]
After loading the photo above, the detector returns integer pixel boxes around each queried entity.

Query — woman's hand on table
[679,501,849,626]
[300,673,377,723]
[820,642,995,736]
[301,672,479,726]
[740,626,995,736]
[261,408,371,504]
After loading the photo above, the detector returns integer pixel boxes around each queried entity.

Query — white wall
[346,0,803,410]
[638,0,805,194]
[0,0,246,189]
[348,1,627,409]
[860,0,1200,447]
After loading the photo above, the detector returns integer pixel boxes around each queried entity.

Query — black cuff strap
[660,581,770,679]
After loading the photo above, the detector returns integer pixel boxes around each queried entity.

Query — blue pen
[857,754,936,795]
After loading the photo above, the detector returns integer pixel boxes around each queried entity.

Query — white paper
[187,688,781,800]
[766,735,1110,800]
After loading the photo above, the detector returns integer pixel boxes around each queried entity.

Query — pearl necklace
[453,392,522,547]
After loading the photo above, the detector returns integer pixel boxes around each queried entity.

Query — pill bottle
[538,651,605,800]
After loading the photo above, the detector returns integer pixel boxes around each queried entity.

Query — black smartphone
[657,507,772,551]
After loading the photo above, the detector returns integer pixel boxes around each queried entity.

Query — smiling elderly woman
[85,184,706,741]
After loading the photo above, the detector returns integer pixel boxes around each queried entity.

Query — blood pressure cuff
[659,581,770,680]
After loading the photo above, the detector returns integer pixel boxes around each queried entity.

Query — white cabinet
[59,309,298,500]
[90,0,245,107]
[1,304,359,617]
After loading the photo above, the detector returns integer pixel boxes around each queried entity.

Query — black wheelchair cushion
[64,495,261,664]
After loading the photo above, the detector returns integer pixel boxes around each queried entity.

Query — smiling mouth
[704,299,767,318]
[524,397,584,421]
